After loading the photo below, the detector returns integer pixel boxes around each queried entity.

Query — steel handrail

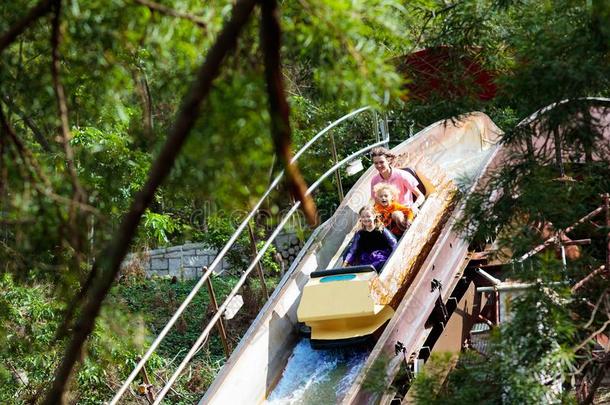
[292,106,371,162]
[110,106,375,404]
[517,97,610,127]
[153,139,387,403]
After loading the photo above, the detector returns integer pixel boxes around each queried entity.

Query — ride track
[200,111,503,404]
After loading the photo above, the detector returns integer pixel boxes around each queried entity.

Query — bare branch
[519,206,604,262]
[0,105,52,189]
[584,288,608,330]
[0,127,5,197]
[1,96,51,152]
[0,105,99,215]
[572,355,596,377]
[50,0,89,272]
[7,158,98,216]
[51,0,86,203]
[582,362,610,405]
[132,69,154,139]
[133,0,207,28]
[572,265,607,293]
[42,0,257,402]
[260,0,317,226]
[575,319,610,354]
[0,0,54,54]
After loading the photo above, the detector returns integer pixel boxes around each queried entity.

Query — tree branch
[132,69,154,139]
[575,319,610,354]
[1,96,52,152]
[42,0,257,402]
[132,0,207,28]
[0,0,54,54]
[260,0,317,226]
[572,265,607,293]
[51,0,86,203]
[51,0,89,273]
[1,105,98,216]
[0,105,52,189]
[584,288,608,330]
[582,358,610,405]
[408,2,463,53]
[0,126,5,199]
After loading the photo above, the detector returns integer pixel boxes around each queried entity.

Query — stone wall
[123,232,304,280]
[274,232,304,267]
[123,243,230,280]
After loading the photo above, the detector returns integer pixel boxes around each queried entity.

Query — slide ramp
[200,112,503,404]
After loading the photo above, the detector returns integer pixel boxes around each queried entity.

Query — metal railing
[110,106,387,404]
[152,139,386,403]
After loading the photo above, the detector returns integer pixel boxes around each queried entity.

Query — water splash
[266,339,369,404]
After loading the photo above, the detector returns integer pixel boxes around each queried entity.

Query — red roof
[400,47,497,101]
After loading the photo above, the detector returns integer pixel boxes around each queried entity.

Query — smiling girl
[342,206,398,272]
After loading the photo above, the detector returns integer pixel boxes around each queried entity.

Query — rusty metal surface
[341,208,474,405]
[342,137,505,405]
[432,282,477,354]
[400,282,477,405]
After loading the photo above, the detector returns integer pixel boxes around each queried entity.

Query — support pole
[373,110,380,143]
[137,356,155,403]
[329,132,344,202]
[407,119,415,138]
[552,126,565,178]
[558,232,567,269]
[247,222,270,300]
[604,193,610,274]
[495,289,500,324]
[380,114,390,147]
[204,270,231,357]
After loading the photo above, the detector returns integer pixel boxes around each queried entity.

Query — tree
[1,0,417,402]
[407,0,610,403]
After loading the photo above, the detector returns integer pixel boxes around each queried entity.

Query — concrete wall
[122,232,304,281]
[122,243,230,280]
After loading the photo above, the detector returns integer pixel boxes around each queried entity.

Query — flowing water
[265,339,370,404]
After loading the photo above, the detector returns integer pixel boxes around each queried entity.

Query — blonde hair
[373,182,399,200]
[358,205,384,231]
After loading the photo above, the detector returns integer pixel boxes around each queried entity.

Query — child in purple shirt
[343,206,398,272]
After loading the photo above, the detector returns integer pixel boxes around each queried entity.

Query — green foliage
[405,1,610,403]
[142,210,179,245]
[411,352,502,405]
[72,125,151,219]
[2,0,610,401]
[111,274,278,403]
[4,0,418,397]
[412,278,578,404]
[0,273,150,404]
[199,213,279,275]
[457,159,610,261]
[0,270,276,404]
[361,353,392,394]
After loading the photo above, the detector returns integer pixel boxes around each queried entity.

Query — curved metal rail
[517,96,610,127]
[110,106,379,404]
[153,139,387,403]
